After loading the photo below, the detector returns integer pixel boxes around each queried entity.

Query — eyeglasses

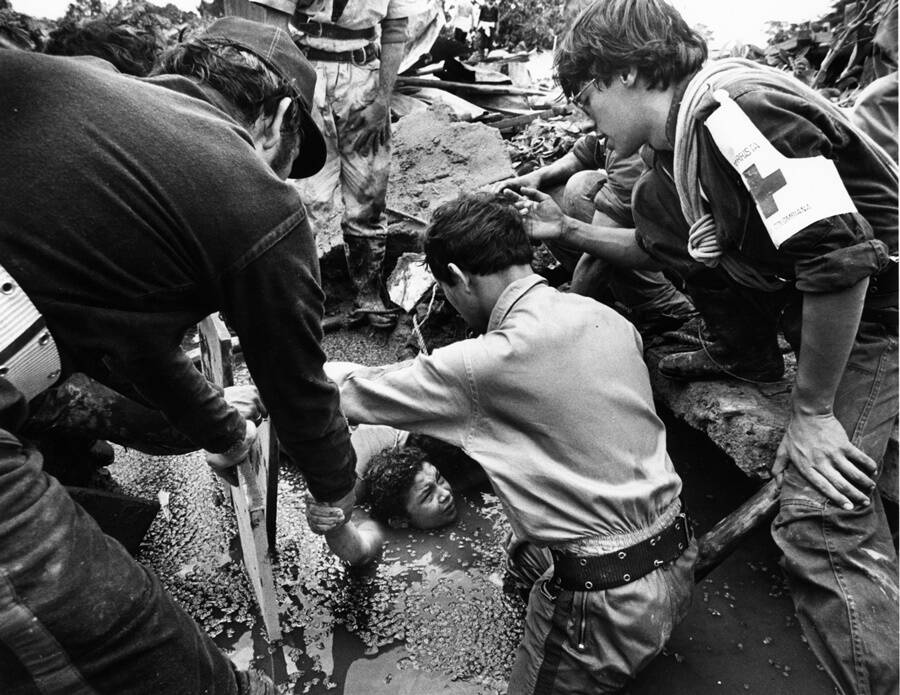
[570,78,598,111]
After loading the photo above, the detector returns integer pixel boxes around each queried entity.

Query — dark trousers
[634,166,900,695]
[0,430,239,694]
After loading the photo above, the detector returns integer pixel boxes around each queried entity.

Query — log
[694,478,781,581]
[395,75,548,96]
[198,314,282,641]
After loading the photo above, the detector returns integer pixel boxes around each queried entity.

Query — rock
[646,346,796,480]
[311,107,516,287]
[386,108,516,224]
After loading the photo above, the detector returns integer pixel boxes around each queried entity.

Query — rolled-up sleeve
[791,233,893,293]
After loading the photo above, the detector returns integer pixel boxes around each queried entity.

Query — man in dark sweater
[0,17,357,694]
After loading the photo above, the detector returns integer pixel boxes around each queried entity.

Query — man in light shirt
[326,192,696,694]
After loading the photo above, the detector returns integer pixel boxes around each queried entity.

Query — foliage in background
[495,0,566,50]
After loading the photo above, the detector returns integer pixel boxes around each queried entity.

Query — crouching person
[326,192,696,694]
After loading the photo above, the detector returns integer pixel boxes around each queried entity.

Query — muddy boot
[657,340,785,382]
[658,283,785,382]
[344,234,399,330]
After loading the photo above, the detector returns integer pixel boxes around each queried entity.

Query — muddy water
[110,333,835,695]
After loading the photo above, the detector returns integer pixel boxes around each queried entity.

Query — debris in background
[386,253,436,313]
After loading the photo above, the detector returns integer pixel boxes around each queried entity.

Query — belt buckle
[350,46,367,66]
[302,20,324,37]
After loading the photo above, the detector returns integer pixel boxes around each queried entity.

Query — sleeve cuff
[794,239,892,293]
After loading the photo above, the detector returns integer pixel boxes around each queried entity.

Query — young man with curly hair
[326,191,695,694]
[513,1,898,692]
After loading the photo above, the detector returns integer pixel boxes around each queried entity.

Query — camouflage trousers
[295,59,391,302]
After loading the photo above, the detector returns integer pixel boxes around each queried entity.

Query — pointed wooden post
[198,314,282,641]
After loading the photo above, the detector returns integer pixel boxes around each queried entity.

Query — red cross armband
[703,89,857,249]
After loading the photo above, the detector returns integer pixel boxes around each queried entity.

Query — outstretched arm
[305,496,384,566]
[508,187,662,270]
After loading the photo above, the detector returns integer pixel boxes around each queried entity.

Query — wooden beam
[395,76,548,96]
[198,314,282,641]
[695,478,781,581]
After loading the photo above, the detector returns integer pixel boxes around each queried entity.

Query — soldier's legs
[293,62,342,242]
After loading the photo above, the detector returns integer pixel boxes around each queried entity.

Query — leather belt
[549,512,693,592]
[294,19,376,41]
[300,43,378,65]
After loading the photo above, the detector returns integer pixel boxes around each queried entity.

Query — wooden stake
[198,314,282,641]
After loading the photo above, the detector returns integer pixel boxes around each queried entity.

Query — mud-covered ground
[107,312,837,695]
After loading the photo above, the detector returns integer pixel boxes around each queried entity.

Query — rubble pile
[760,0,895,104]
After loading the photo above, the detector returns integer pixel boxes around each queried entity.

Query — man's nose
[437,486,451,503]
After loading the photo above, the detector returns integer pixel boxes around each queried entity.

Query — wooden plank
[198,315,234,390]
[695,479,781,581]
[197,314,282,641]
[232,419,282,640]
[395,75,547,96]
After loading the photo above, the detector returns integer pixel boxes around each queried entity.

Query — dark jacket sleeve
[103,346,246,454]
[220,210,356,502]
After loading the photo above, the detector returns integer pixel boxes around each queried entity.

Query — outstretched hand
[504,187,565,242]
[772,410,877,509]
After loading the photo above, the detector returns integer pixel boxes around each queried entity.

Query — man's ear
[251,96,293,152]
[447,263,471,291]
[620,67,639,88]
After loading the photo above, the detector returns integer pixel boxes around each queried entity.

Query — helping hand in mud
[504,187,565,242]
[348,94,390,156]
[771,410,877,510]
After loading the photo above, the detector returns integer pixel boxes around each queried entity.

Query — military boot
[344,234,399,330]
[657,283,785,382]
